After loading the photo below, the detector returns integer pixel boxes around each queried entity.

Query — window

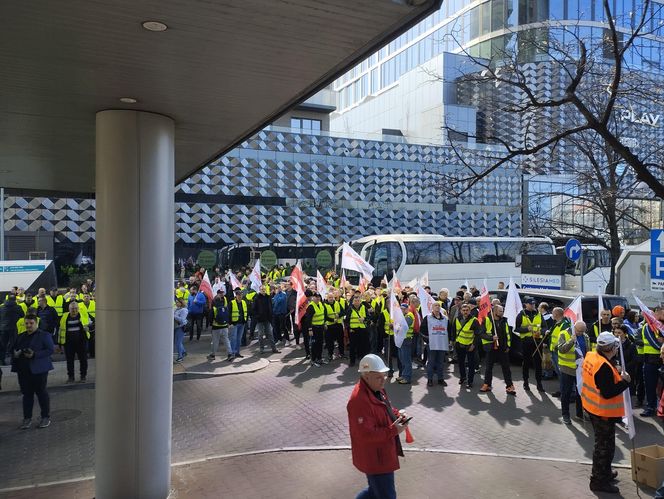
[470,242,499,263]
[370,242,403,276]
[290,118,322,132]
[405,242,440,264]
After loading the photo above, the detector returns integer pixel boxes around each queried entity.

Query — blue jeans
[174,327,186,359]
[356,472,396,499]
[230,323,246,355]
[427,348,445,381]
[398,338,413,381]
[560,372,582,418]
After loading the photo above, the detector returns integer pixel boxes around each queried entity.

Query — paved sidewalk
[0,449,656,499]
[1,340,663,492]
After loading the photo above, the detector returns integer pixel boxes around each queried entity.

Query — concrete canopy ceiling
[0,0,441,194]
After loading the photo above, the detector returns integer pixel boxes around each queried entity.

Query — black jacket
[36,305,59,335]
[286,290,297,314]
[0,300,24,332]
[252,293,273,322]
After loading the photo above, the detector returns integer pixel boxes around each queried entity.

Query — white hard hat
[597,332,618,348]
[358,354,389,373]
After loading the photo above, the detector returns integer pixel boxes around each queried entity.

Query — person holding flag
[516,298,545,392]
[479,305,515,395]
[637,303,664,417]
[548,307,572,398]
[580,332,631,494]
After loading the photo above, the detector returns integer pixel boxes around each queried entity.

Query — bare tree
[527,133,655,292]
[431,0,664,201]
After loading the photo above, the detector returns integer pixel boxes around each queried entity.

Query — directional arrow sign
[651,229,664,255]
[565,239,582,262]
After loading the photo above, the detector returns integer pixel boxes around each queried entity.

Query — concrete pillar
[95,110,175,498]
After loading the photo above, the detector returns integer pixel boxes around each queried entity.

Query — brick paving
[1,339,663,494]
[0,450,655,499]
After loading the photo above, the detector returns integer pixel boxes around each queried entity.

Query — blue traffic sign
[564,239,582,262]
[650,229,664,280]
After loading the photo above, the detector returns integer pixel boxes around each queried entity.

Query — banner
[316,270,328,300]
[633,294,664,334]
[249,259,262,292]
[228,271,243,291]
[340,242,375,278]
[564,295,583,323]
[291,263,308,326]
[503,277,522,329]
[477,289,491,323]
[340,269,348,289]
[417,286,435,317]
[390,290,408,349]
[200,271,214,302]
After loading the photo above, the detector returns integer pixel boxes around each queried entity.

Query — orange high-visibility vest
[580,351,625,418]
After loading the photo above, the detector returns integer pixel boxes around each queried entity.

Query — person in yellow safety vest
[244,288,258,343]
[453,303,482,389]
[515,298,545,392]
[640,306,664,417]
[323,293,344,362]
[394,302,416,385]
[480,305,515,394]
[46,288,64,316]
[345,294,372,368]
[303,293,326,367]
[558,321,590,424]
[18,292,37,315]
[580,332,630,494]
[548,307,571,398]
[58,302,90,383]
[16,308,40,335]
[175,282,190,304]
[591,309,613,350]
[15,288,26,304]
[229,288,248,359]
[76,284,91,302]
[80,294,96,358]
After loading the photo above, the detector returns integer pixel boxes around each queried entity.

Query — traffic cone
[405,426,414,444]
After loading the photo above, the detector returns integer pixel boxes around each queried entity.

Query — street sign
[650,229,664,291]
[564,239,582,262]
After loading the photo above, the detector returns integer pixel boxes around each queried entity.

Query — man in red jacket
[347,353,409,499]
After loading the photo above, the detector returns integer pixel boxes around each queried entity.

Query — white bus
[338,234,556,291]
[556,245,612,293]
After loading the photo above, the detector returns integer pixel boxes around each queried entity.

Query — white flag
[464,279,470,290]
[340,243,375,277]
[597,286,603,327]
[249,259,262,292]
[564,295,584,323]
[420,271,429,287]
[417,285,435,317]
[503,277,523,329]
[340,269,348,289]
[480,278,488,294]
[390,290,409,349]
[617,337,636,438]
[382,274,389,287]
[228,271,243,291]
[406,277,418,289]
[316,270,328,300]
